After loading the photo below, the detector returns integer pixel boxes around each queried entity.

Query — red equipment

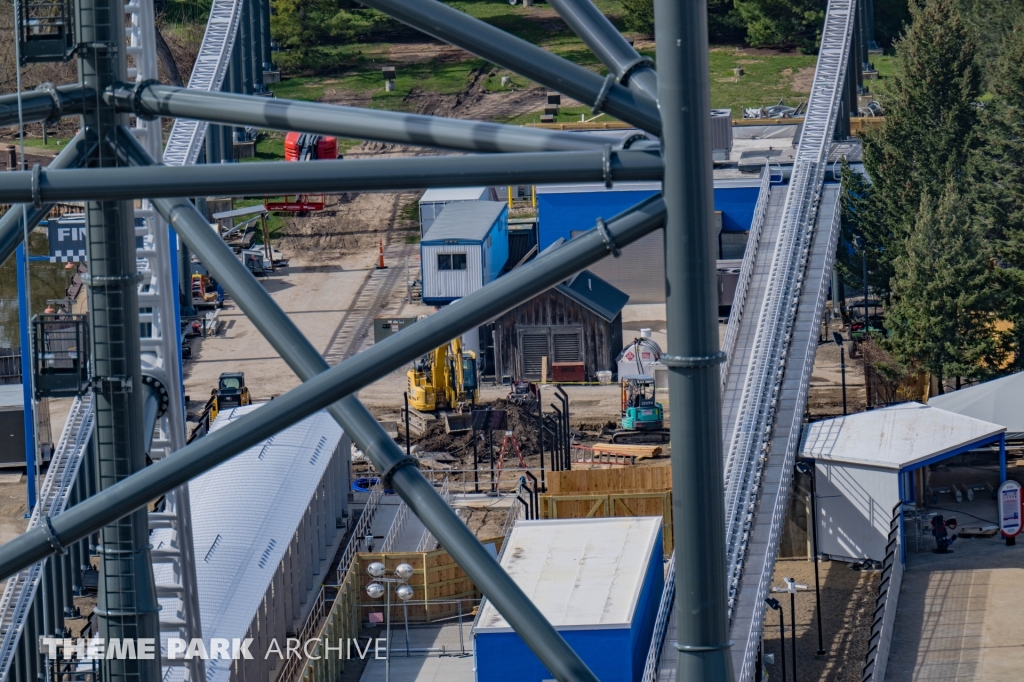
[492,431,527,492]
[284,132,338,161]
[267,133,339,213]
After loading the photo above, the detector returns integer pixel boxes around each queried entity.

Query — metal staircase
[125,1,204,679]
[0,392,93,679]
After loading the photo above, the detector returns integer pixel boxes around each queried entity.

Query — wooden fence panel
[547,466,673,495]
[541,491,673,554]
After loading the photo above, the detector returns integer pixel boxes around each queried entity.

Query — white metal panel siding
[815,462,899,562]
[585,230,666,304]
[421,243,484,301]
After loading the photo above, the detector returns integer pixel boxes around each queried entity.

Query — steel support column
[249,0,266,93]
[76,0,162,674]
[653,0,733,679]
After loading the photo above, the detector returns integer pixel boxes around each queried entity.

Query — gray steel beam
[356,0,661,134]
[104,127,598,682]
[654,0,733,679]
[107,83,621,154]
[547,0,658,103]
[0,131,95,268]
[0,85,91,128]
[0,148,662,202]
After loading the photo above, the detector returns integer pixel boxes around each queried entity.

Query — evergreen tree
[837,160,893,302]
[972,19,1024,367]
[859,0,981,295]
[884,186,1003,391]
[733,0,823,51]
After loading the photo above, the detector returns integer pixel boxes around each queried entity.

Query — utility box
[551,361,584,383]
[0,385,51,467]
[717,259,742,312]
[474,518,663,682]
[372,317,418,343]
[710,108,733,161]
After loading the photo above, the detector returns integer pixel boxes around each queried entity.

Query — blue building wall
[474,533,663,682]
[476,628,632,682]
[629,533,664,681]
[537,186,761,250]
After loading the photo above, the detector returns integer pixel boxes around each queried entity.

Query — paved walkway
[885,533,1024,681]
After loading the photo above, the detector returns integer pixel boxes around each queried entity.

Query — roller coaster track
[647,0,856,679]
[162,0,243,167]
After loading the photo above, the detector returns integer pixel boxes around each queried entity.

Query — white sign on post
[998,480,1022,537]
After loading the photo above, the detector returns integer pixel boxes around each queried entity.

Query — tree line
[839,0,1024,392]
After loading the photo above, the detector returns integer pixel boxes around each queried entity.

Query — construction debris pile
[414,399,541,468]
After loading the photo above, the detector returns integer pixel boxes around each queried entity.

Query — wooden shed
[494,268,628,382]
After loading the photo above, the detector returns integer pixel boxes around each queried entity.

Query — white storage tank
[617,329,662,379]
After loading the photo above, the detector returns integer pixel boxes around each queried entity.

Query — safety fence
[641,551,676,682]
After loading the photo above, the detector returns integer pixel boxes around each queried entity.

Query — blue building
[474,518,664,682]
[536,178,762,250]
[536,178,765,303]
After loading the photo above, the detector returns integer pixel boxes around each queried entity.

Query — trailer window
[439,253,466,270]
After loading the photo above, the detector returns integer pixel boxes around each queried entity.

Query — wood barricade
[546,466,672,495]
[354,536,503,623]
[541,467,673,554]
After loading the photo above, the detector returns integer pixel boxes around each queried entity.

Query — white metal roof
[800,402,1004,470]
[187,403,342,681]
[475,517,661,633]
[0,385,22,410]
[927,372,1024,438]
[420,186,491,203]
[421,201,506,243]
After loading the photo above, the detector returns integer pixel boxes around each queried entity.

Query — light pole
[366,561,416,682]
[832,331,847,415]
[765,597,786,682]
[796,460,827,656]
[772,577,809,682]
[853,234,869,338]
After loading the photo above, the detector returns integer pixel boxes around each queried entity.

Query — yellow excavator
[407,337,479,412]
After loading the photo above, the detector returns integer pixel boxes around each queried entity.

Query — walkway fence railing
[861,503,904,682]
[641,551,676,682]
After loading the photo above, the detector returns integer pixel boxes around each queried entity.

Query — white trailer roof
[800,402,1004,470]
[927,372,1024,439]
[420,186,490,202]
[186,403,342,681]
[475,517,661,632]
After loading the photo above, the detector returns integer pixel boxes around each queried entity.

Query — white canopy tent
[799,402,1006,562]
[928,372,1024,439]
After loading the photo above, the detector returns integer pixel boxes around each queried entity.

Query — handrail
[861,503,904,682]
[381,499,412,553]
[641,551,676,682]
[416,477,451,551]
[721,163,772,392]
[334,478,384,583]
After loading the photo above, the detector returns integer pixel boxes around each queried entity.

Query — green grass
[708,48,818,112]
[10,136,73,149]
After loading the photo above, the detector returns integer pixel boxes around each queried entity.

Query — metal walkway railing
[0,392,93,679]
